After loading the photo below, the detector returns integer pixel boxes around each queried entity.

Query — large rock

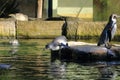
[59,45,120,61]
[46,36,120,62]
[50,43,120,62]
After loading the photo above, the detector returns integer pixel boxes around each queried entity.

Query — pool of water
[0,39,120,80]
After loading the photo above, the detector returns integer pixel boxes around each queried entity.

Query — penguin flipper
[107,29,112,42]
[97,30,108,46]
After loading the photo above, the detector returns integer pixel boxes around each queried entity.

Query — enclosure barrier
[17,20,63,39]
[0,19,120,40]
[0,20,15,39]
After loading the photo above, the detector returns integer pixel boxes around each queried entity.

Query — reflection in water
[0,39,120,80]
[0,64,11,69]
[9,44,19,55]
[98,66,117,80]
[50,50,120,80]
[50,61,66,79]
[0,39,51,80]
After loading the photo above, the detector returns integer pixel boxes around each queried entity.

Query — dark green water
[0,39,120,80]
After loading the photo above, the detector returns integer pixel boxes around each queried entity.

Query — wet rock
[60,45,120,61]
[46,36,120,61]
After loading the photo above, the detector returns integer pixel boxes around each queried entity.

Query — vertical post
[15,21,17,39]
[48,0,52,18]
[37,0,43,18]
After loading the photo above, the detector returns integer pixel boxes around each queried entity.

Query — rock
[50,45,120,62]
[46,36,120,61]
[59,45,120,61]
[9,13,28,21]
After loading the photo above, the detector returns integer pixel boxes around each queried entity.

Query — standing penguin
[97,14,120,48]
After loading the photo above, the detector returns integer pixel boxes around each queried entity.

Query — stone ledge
[0,20,15,38]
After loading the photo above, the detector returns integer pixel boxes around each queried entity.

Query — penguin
[97,14,120,48]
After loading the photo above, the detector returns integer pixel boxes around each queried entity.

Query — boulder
[46,36,120,62]
[51,45,120,62]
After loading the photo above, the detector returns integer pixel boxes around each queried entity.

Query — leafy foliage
[93,0,108,21]
[93,0,120,21]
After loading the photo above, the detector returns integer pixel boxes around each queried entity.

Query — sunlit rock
[9,13,28,21]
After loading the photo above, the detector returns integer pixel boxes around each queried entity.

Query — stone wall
[0,20,64,39]
[0,20,120,41]
[0,20,15,39]
[17,21,63,38]
[67,21,120,41]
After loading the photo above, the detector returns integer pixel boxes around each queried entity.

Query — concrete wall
[0,20,120,41]
[0,20,64,39]
[17,21,63,38]
[0,20,15,39]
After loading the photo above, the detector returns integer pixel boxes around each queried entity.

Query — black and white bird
[45,36,68,51]
[97,14,120,48]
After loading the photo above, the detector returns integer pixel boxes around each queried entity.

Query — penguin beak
[117,15,120,18]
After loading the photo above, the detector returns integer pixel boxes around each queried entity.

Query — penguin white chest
[111,24,117,39]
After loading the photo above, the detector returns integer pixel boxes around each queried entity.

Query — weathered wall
[0,20,15,39]
[67,21,120,41]
[17,21,64,38]
[0,20,120,41]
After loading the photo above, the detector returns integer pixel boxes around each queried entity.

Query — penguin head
[109,14,120,22]
[45,36,68,51]
[45,42,68,51]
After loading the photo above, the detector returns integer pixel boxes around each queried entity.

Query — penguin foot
[105,45,112,49]
[105,43,112,49]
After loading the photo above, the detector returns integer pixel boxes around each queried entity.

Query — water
[0,39,120,80]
